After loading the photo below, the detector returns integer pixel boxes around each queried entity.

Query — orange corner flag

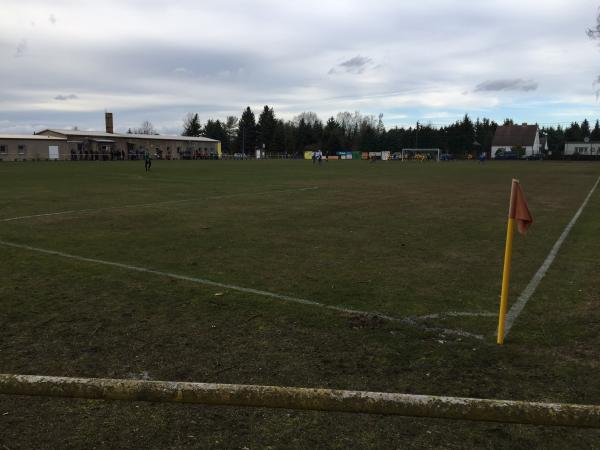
[497,179,533,344]
[511,182,533,235]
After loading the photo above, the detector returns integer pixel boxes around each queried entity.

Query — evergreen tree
[203,119,227,144]
[359,122,377,151]
[323,117,343,153]
[282,121,297,155]
[542,125,565,155]
[565,122,583,141]
[182,113,202,137]
[475,118,497,154]
[271,120,287,154]
[459,114,475,153]
[581,118,591,137]
[257,105,277,152]
[591,120,600,140]
[295,118,311,152]
[236,107,257,155]
[311,120,324,148]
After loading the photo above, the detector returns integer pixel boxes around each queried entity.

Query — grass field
[1,159,599,449]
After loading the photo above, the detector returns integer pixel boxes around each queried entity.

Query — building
[0,134,67,161]
[491,123,540,158]
[564,140,600,158]
[0,113,220,161]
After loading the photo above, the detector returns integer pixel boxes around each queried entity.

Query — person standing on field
[144,151,152,172]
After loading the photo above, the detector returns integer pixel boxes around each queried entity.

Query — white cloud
[1,0,600,132]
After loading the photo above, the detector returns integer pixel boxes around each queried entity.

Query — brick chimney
[105,112,114,133]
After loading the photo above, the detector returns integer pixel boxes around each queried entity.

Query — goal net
[401,148,440,161]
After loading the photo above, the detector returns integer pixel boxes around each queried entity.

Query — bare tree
[587,8,600,38]
[588,9,600,98]
[336,111,377,135]
[130,120,158,134]
[131,120,158,135]
[224,115,239,151]
[293,111,320,126]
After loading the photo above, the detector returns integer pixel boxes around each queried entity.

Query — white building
[564,140,600,157]
[491,123,540,158]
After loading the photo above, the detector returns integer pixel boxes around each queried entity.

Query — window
[17,144,26,155]
[0,145,6,154]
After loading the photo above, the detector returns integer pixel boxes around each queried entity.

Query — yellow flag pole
[497,179,518,345]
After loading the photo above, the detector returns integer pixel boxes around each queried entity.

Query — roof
[36,129,218,143]
[0,134,67,141]
[492,124,538,147]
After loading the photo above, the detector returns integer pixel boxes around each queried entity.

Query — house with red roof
[491,123,540,159]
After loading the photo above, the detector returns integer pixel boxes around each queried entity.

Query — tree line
[181,107,600,156]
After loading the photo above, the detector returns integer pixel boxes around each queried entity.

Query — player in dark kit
[144,151,152,171]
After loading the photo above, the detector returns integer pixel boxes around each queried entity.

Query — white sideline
[415,311,496,320]
[0,239,483,340]
[0,186,319,223]
[504,175,600,337]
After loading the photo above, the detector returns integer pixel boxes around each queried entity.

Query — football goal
[401,148,440,161]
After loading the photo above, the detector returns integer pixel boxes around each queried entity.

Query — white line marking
[0,239,483,340]
[504,175,600,336]
[0,187,319,222]
[415,312,496,320]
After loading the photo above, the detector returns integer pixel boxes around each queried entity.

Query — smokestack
[105,112,114,134]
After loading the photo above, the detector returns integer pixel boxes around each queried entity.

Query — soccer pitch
[1,160,599,448]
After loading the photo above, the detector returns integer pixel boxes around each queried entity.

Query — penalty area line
[504,175,600,337]
[0,239,483,340]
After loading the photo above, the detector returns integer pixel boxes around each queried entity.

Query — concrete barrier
[1,374,599,428]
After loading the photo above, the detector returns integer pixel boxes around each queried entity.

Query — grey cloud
[54,94,78,100]
[14,39,27,57]
[474,78,538,92]
[329,55,373,75]
[341,55,372,69]
[49,14,57,24]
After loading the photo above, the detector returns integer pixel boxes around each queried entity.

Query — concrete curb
[1,374,599,427]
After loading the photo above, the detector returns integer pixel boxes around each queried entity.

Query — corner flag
[497,179,533,344]
[512,182,533,235]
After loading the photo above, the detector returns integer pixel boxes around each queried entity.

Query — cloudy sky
[1,0,600,134]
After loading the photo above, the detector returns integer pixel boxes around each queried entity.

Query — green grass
[1,160,599,449]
